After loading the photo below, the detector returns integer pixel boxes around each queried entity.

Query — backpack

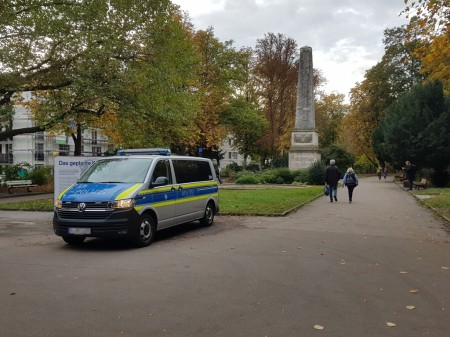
[346,173,356,185]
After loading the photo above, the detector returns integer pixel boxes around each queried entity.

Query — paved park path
[0,176,449,337]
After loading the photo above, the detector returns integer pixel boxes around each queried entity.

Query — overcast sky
[172,0,410,101]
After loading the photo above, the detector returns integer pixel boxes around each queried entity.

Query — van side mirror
[152,176,169,187]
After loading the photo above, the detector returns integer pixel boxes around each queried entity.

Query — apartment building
[219,135,247,169]
[1,94,245,170]
[0,93,112,168]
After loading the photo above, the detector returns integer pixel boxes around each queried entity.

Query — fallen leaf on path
[442,267,449,270]
[410,289,419,294]
[314,325,324,330]
[400,271,408,274]
[406,306,416,310]
[10,293,16,295]
[386,322,397,327]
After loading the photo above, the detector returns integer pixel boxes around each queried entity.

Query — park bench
[5,180,37,193]
[414,178,428,190]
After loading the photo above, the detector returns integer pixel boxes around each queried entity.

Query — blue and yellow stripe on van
[134,181,218,211]
[115,183,143,200]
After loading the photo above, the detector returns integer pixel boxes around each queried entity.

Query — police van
[53,149,219,247]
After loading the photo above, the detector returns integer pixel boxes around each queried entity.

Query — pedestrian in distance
[343,167,359,203]
[325,159,340,202]
[403,161,416,190]
[383,166,388,179]
[377,165,382,180]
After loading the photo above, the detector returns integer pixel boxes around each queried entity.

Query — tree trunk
[71,124,82,156]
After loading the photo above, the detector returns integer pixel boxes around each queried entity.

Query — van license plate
[68,228,91,235]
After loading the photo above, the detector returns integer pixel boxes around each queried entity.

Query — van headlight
[108,199,135,209]
[55,199,62,209]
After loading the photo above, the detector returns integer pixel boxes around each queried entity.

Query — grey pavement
[0,176,449,337]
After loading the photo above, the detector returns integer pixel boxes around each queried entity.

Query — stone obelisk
[288,46,321,170]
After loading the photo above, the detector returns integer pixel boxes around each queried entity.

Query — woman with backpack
[343,167,359,203]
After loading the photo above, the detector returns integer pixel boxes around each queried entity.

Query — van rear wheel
[199,202,215,227]
[133,214,156,247]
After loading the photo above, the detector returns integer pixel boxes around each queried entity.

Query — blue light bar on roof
[116,148,171,156]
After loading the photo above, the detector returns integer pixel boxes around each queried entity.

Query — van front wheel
[133,215,156,247]
[199,202,215,227]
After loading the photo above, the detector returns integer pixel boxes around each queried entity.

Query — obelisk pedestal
[289,46,321,170]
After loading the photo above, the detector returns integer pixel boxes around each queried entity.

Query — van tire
[199,201,215,227]
[133,214,156,247]
[62,235,86,245]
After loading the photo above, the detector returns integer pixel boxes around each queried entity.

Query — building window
[35,131,44,140]
[228,138,233,146]
[0,144,14,163]
[92,131,98,145]
[0,145,12,163]
[59,144,70,156]
[35,143,44,161]
[228,152,238,160]
[92,146,102,156]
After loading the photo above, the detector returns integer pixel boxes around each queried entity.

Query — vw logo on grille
[77,202,87,212]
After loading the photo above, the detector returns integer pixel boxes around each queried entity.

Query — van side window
[151,160,172,185]
[173,160,213,183]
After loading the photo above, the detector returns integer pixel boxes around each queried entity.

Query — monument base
[289,148,321,170]
[288,130,321,170]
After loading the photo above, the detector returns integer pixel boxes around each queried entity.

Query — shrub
[235,174,260,184]
[259,171,277,184]
[245,163,261,172]
[4,164,21,181]
[226,162,243,173]
[307,160,326,185]
[219,166,232,178]
[275,176,284,184]
[29,166,53,185]
[293,169,308,183]
[273,168,294,184]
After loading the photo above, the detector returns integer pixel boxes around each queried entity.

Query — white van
[53,149,219,247]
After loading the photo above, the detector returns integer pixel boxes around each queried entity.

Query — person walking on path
[377,166,382,180]
[342,167,359,203]
[325,159,340,202]
[383,166,388,179]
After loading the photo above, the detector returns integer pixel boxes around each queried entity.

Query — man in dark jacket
[404,161,416,190]
[325,159,341,202]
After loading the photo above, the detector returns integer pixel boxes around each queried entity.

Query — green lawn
[0,186,324,216]
[0,198,54,211]
[413,188,450,219]
[219,187,323,215]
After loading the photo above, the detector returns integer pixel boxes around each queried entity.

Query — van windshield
[79,158,153,183]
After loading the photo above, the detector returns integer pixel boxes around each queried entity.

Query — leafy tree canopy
[0,0,200,149]
[375,80,450,186]
[402,0,450,92]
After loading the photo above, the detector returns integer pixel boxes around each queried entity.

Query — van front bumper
[53,208,141,238]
